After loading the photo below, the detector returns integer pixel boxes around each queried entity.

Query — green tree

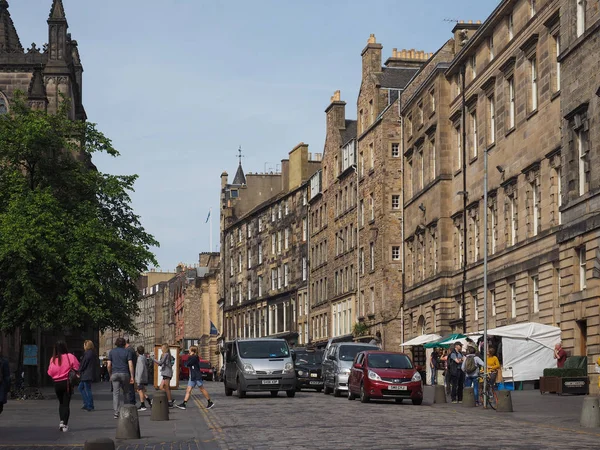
[0,95,158,333]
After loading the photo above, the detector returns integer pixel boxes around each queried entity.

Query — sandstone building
[307,37,427,349]
[220,144,321,344]
[557,0,600,387]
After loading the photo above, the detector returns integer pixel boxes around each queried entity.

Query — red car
[347,351,423,405]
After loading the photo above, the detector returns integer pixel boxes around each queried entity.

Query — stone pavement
[0,381,219,450]
[2,382,600,449]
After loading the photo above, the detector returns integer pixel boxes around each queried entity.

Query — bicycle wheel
[487,387,498,410]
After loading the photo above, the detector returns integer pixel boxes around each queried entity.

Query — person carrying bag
[47,341,80,432]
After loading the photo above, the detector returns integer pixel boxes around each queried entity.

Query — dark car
[293,347,324,392]
[347,351,423,405]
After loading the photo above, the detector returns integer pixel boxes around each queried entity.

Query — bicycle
[478,372,498,410]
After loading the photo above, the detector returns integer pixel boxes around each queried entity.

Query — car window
[355,353,364,365]
[339,345,377,361]
[367,353,413,369]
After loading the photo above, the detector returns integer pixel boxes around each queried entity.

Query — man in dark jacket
[78,340,97,411]
[0,344,9,415]
[125,340,137,405]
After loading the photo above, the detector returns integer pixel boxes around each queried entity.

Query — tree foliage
[0,95,158,333]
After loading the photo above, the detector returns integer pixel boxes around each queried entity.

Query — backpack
[447,351,459,376]
[465,355,477,374]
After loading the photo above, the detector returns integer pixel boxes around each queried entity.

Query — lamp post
[483,141,489,406]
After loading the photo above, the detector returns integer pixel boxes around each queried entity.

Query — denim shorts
[188,379,204,388]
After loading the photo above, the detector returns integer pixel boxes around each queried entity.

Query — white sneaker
[61,425,69,432]
[59,421,64,431]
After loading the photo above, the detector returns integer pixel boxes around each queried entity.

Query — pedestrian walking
[107,337,134,419]
[125,340,137,405]
[0,344,10,415]
[175,346,214,410]
[462,346,484,406]
[154,344,174,408]
[135,346,151,411]
[448,342,465,403]
[78,340,96,411]
[429,348,439,385]
[47,341,79,432]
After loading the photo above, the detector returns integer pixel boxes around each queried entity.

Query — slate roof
[379,67,419,89]
[232,163,246,185]
[341,119,357,146]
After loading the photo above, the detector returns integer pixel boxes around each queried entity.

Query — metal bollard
[150,390,170,421]
[462,387,476,407]
[116,404,141,439]
[580,396,600,428]
[434,385,447,404]
[496,389,514,412]
[84,438,115,450]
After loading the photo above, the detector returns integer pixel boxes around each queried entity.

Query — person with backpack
[47,341,80,432]
[154,344,174,408]
[0,343,9,415]
[448,342,465,403]
[462,346,484,406]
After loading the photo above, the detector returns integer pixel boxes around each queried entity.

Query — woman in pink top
[47,341,79,432]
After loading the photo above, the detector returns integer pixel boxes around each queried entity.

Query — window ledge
[429,110,436,119]
[469,155,478,165]
[551,90,561,102]
[505,127,516,138]
[526,109,538,121]
[486,143,496,152]
[368,168,375,176]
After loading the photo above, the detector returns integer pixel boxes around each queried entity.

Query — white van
[223,338,297,398]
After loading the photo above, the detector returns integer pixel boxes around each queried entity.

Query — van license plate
[389,385,407,391]
[262,380,279,385]
[310,381,323,385]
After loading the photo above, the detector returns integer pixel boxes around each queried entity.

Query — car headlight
[368,370,381,381]
[411,371,422,382]
[297,370,305,377]
[283,362,294,374]
[242,363,255,375]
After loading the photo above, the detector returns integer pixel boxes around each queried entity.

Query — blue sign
[23,345,38,366]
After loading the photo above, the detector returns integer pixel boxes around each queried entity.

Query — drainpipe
[461,64,467,334]
[307,199,311,344]
[399,91,405,345]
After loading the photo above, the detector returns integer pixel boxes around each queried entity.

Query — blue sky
[10,0,495,270]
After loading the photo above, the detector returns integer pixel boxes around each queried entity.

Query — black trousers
[54,380,71,425]
[450,372,465,401]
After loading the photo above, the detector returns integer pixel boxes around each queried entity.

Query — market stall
[487,322,561,382]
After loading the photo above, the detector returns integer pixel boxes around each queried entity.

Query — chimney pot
[368,34,376,44]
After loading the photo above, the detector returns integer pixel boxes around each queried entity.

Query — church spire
[49,0,66,21]
[47,0,69,63]
[0,0,24,54]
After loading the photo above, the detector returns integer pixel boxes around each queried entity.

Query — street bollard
[84,438,115,450]
[496,389,514,412]
[434,385,447,404]
[462,387,476,407]
[580,396,600,428]
[116,404,141,439]
[150,391,170,421]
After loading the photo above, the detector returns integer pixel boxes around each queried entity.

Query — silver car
[322,342,379,397]
[223,338,297,398]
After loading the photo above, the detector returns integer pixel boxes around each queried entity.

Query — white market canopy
[400,334,442,347]
[487,322,561,382]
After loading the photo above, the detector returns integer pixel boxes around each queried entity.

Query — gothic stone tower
[0,0,85,119]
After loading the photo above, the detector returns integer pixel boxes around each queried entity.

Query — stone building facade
[220,144,320,344]
[307,36,426,349]
[557,0,600,390]
[404,0,565,340]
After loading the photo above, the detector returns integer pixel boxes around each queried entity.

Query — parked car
[322,342,379,397]
[223,338,296,398]
[347,351,423,405]
[198,359,213,380]
[292,347,324,392]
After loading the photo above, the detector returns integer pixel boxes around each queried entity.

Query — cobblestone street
[3,382,600,449]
